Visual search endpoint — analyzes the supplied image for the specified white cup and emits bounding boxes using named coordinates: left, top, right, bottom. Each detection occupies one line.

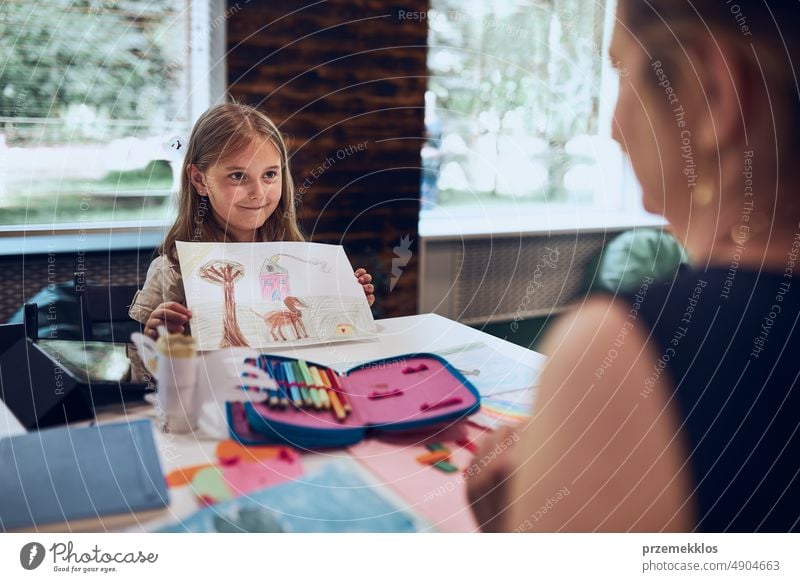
left=131, top=331, right=198, bottom=433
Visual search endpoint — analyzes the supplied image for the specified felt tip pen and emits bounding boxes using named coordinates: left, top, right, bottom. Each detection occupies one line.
left=318, top=387, right=331, bottom=409
left=299, top=386, right=313, bottom=407
left=270, top=360, right=289, bottom=407
left=309, top=366, right=325, bottom=388
left=324, top=368, right=351, bottom=412
left=318, top=368, right=332, bottom=388
left=289, top=385, right=303, bottom=408
left=328, top=389, right=347, bottom=422
left=291, top=361, right=307, bottom=386
left=297, top=360, right=314, bottom=386
left=309, top=387, right=323, bottom=409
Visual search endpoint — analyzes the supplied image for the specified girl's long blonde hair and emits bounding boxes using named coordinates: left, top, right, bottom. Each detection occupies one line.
left=160, top=102, right=304, bottom=263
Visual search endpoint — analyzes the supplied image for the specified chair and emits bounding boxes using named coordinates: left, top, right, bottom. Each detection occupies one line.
left=73, top=272, right=141, bottom=342
left=583, top=228, right=689, bottom=294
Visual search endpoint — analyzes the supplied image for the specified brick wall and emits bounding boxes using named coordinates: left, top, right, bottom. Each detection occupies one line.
left=1, top=2, right=428, bottom=321
left=226, top=0, right=428, bottom=317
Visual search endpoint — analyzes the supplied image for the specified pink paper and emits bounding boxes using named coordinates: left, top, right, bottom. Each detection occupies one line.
left=222, top=451, right=304, bottom=496
left=348, top=422, right=493, bottom=532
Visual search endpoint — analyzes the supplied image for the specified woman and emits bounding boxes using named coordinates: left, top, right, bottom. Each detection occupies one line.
left=468, top=0, right=800, bottom=532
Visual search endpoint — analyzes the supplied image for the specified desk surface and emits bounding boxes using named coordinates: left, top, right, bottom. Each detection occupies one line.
left=80, top=314, right=546, bottom=531
left=259, top=312, right=545, bottom=370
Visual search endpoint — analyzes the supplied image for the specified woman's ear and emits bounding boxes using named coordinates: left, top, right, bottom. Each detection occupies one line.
left=187, top=164, right=208, bottom=196
left=690, top=39, right=747, bottom=155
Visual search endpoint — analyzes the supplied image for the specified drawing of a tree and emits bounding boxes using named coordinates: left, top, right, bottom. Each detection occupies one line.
left=199, top=260, right=250, bottom=348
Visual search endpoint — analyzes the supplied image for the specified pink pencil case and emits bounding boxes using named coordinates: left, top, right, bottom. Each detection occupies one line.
left=226, top=353, right=480, bottom=449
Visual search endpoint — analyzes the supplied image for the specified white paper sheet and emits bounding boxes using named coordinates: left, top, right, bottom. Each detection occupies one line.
left=176, top=241, right=377, bottom=351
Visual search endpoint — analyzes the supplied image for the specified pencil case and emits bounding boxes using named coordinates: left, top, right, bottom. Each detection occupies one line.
left=226, top=353, right=480, bottom=449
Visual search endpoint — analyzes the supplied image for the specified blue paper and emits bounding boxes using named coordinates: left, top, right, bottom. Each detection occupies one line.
left=0, top=419, right=168, bottom=531
left=159, top=463, right=416, bottom=533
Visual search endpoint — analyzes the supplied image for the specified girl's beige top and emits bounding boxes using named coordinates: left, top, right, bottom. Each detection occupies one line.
left=127, top=255, right=188, bottom=383
left=128, top=255, right=186, bottom=324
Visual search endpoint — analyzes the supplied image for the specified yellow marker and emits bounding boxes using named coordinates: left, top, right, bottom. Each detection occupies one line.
left=318, top=387, right=331, bottom=409
left=309, top=366, right=325, bottom=388
left=328, top=390, right=346, bottom=421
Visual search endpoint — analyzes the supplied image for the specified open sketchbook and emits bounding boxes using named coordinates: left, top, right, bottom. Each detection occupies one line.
left=176, top=242, right=377, bottom=351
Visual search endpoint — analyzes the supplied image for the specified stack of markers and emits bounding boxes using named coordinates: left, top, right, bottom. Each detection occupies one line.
left=242, top=356, right=352, bottom=422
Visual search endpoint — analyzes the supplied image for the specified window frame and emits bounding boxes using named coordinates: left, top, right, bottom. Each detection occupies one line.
left=418, top=0, right=661, bottom=237
left=1, top=0, right=228, bottom=253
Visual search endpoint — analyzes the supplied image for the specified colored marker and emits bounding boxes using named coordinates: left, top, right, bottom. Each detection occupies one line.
left=326, top=369, right=352, bottom=413
left=318, top=368, right=332, bottom=388
left=309, top=387, right=323, bottom=409
left=291, top=361, right=307, bottom=386
left=309, top=366, right=325, bottom=388
left=318, top=387, right=331, bottom=409
left=297, top=360, right=314, bottom=386
left=289, top=386, right=303, bottom=408
left=328, top=389, right=346, bottom=422
left=271, top=360, right=289, bottom=407
left=299, top=386, right=313, bottom=407
left=282, top=363, right=303, bottom=407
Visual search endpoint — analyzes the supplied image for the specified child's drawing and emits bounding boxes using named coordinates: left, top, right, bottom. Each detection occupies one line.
left=252, top=297, right=309, bottom=341
left=199, top=259, right=250, bottom=349
left=176, top=241, right=377, bottom=351
left=259, top=257, right=290, bottom=302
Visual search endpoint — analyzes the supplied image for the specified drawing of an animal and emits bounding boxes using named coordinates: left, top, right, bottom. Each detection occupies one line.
left=252, top=296, right=309, bottom=341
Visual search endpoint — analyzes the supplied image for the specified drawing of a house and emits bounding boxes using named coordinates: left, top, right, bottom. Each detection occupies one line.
left=259, top=256, right=290, bottom=302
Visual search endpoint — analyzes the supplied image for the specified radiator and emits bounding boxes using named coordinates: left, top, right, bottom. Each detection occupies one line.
left=419, top=231, right=620, bottom=325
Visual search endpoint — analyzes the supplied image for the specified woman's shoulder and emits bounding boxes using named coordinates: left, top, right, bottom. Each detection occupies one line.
left=507, top=295, right=695, bottom=530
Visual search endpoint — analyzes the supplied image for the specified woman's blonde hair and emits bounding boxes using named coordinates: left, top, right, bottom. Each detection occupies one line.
left=621, top=0, right=800, bottom=153
left=160, top=102, right=304, bottom=263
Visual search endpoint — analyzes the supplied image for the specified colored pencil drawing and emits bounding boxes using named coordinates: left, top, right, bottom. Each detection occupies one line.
left=251, top=297, right=309, bottom=341
left=176, top=241, right=377, bottom=350
left=199, top=259, right=250, bottom=349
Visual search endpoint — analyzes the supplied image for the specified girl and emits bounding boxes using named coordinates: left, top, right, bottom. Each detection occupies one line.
left=129, top=102, right=375, bottom=340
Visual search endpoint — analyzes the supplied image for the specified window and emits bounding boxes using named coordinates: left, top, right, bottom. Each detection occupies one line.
left=0, top=0, right=223, bottom=233
left=422, top=0, right=646, bottom=225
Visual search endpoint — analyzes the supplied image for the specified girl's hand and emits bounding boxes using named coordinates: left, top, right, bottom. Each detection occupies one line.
left=144, top=302, right=192, bottom=339
left=354, top=268, right=375, bottom=306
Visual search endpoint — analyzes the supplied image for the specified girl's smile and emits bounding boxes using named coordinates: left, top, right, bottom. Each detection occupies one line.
left=189, top=137, right=283, bottom=242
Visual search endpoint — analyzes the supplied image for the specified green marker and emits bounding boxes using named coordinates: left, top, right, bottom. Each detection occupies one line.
left=297, top=360, right=315, bottom=385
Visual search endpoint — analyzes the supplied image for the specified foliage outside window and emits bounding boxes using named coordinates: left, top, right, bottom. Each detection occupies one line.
left=0, top=0, right=189, bottom=228
left=423, top=0, right=628, bottom=214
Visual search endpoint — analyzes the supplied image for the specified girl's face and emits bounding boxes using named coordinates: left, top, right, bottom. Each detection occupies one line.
left=190, top=137, right=283, bottom=242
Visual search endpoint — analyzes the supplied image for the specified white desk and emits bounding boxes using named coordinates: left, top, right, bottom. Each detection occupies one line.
left=100, top=314, right=546, bottom=531
left=265, top=312, right=544, bottom=366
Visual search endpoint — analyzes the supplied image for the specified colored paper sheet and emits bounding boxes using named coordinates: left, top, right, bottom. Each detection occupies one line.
left=348, top=422, right=491, bottom=532
left=469, top=388, right=535, bottom=429
left=215, top=439, right=288, bottom=464
left=159, top=462, right=416, bottom=533
left=222, top=456, right=303, bottom=496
